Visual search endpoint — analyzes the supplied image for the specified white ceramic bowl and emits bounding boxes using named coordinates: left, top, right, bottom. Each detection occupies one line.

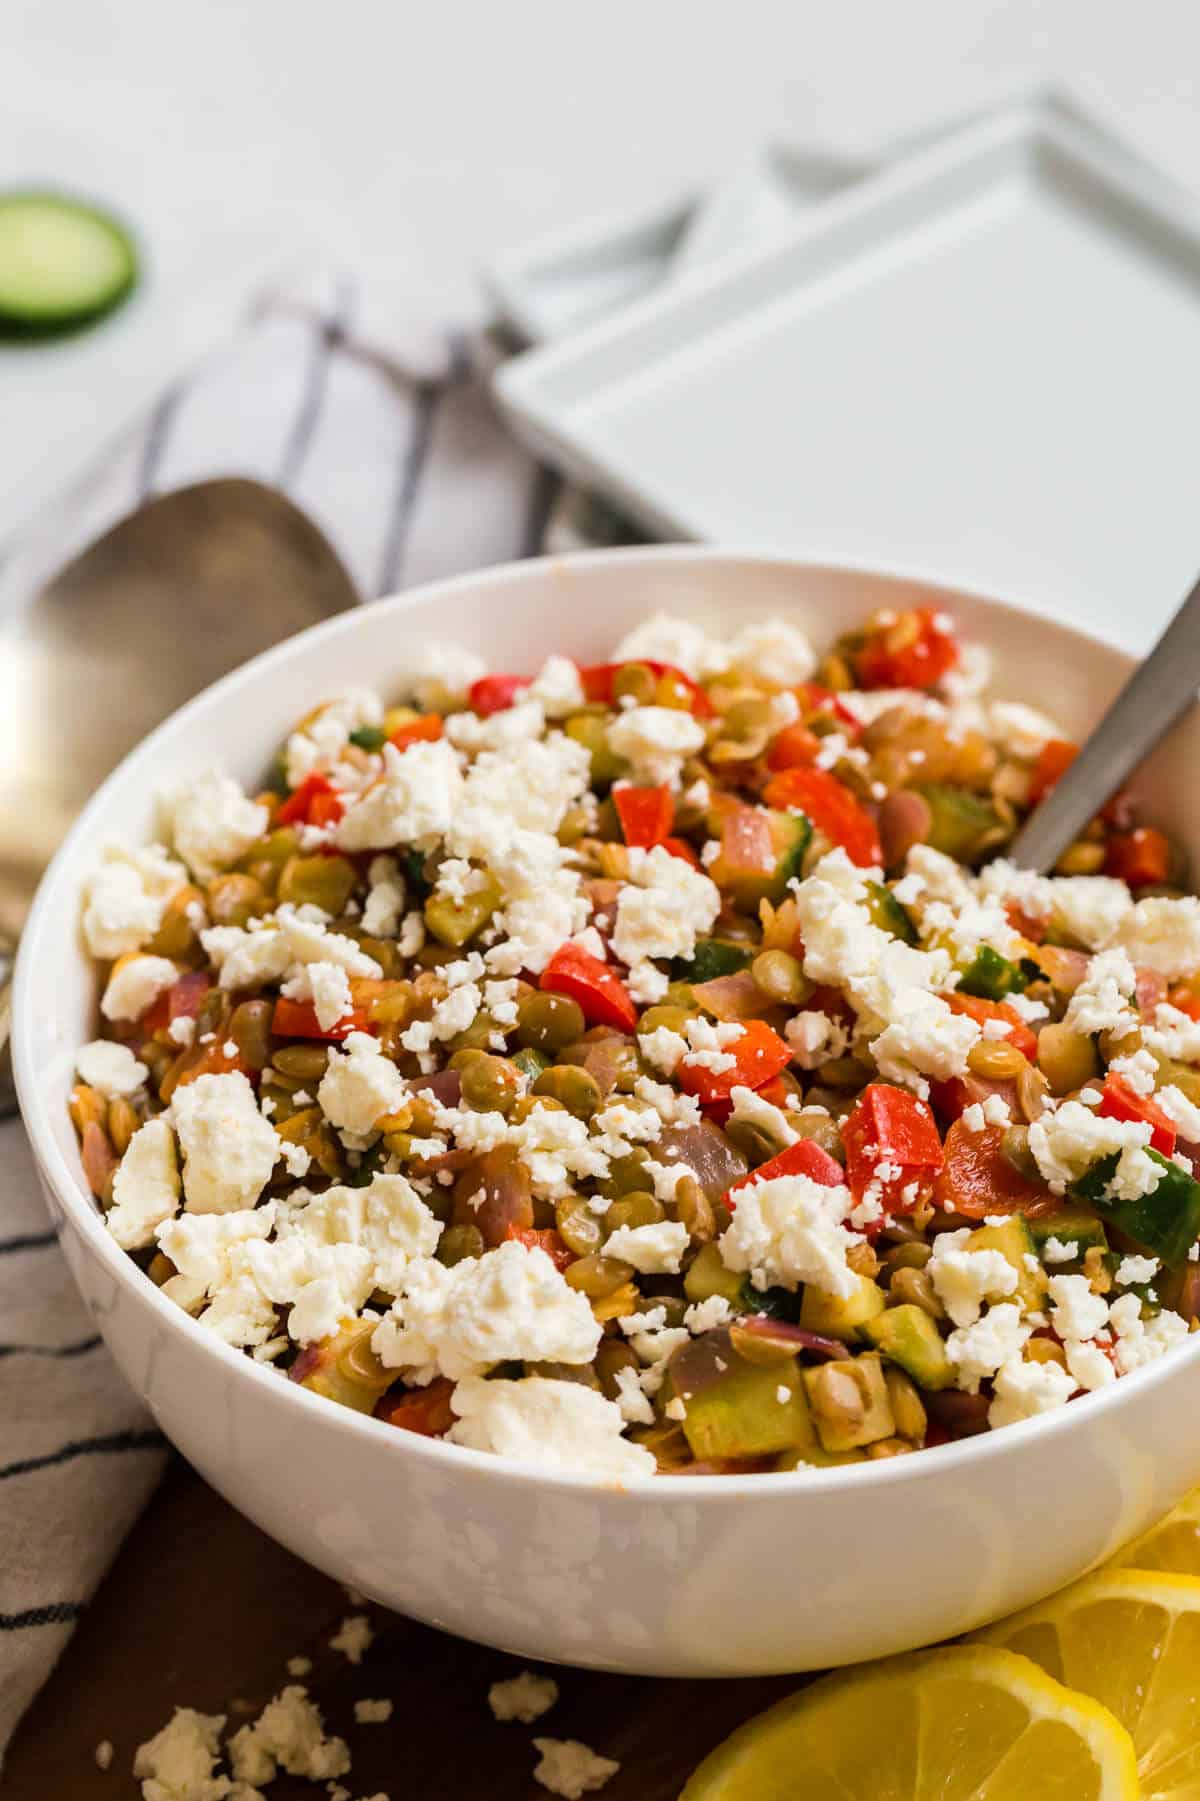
left=15, top=548, right=1200, bottom=1679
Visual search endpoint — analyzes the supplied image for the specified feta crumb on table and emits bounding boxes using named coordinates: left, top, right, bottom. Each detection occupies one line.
left=533, top=1736, right=621, bottom=1799
left=329, top=1614, right=374, bottom=1665
left=488, top=1670, right=560, bottom=1723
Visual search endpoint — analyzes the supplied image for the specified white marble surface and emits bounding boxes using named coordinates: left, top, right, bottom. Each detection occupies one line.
left=5, top=0, right=1200, bottom=557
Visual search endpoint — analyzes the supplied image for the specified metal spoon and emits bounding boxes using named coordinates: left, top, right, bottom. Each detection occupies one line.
left=1009, top=576, right=1200, bottom=874
left=0, top=478, right=359, bottom=1115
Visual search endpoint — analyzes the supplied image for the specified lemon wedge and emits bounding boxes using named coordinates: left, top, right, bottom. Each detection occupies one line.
left=1108, top=1487, right=1200, bottom=1577
left=679, top=1644, right=1138, bottom=1800
left=976, top=1567, right=1200, bottom=1798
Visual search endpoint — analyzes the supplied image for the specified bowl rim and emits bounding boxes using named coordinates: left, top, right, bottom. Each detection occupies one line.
left=14, top=540, right=1200, bottom=1502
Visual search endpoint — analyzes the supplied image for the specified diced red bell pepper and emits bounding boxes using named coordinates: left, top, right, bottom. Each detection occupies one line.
left=762, top=767, right=882, bottom=869
left=1003, top=899, right=1048, bottom=944
left=1098, top=1075, right=1177, bottom=1157
left=140, top=968, right=212, bottom=1038
left=540, top=943, right=638, bottom=1033
left=613, top=783, right=675, bottom=849
left=468, top=673, right=528, bottom=716
left=389, top=713, right=444, bottom=751
left=854, top=607, right=959, bottom=690
left=271, top=997, right=368, bottom=1041
left=662, top=836, right=703, bottom=870
left=277, top=772, right=345, bottom=827
left=505, top=1226, right=575, bottom=1272
left=579, top=660, right=714, bottom=718
left=375, top=1376, right=456, bottom=1437
left=794, top=683, right=862, bottom=733
left=676, top=1019, right=792, bottom=1109
left=1028, top=738, right=1078, bottom=805
left=172, top=1040, right=252, bottom=1088
left=934, top=1120, right=1059, bottom=1220
left=1104, top=827, right=1171, bottom=888
left=841, top=1083, right=944, bottom=1216
left=766, top=722, right=822, bottom=772
left=945, top=992, right=1037, bottom=1062
left=930, top=1071, right=1021, bottom=1125
left=1168, top=984, right=1200, bottom=1023
left=729, top=1136, right=845, bottom=1195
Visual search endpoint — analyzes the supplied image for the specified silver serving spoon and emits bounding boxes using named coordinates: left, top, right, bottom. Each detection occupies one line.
left=0, top=478, right=359, bottom=1115
left=1009, top=576, right=1200, bottom=873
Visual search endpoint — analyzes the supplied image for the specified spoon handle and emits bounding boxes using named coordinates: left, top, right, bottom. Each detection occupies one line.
left=1009, top=575, right=1200, bottom=874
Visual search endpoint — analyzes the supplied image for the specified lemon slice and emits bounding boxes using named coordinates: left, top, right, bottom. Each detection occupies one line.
left=976, top=1568, right=1200, bottom=1798
left=679, top=1645, right=1137, bottom=1800
left=1108, top=1487, right=1200, bottom=1576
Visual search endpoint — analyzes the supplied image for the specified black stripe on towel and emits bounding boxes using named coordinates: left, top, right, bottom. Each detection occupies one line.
left=0, top=1428, right=166, bottom=1482
left=0, top=1230, right=56, bottom=1255
left=0, top=1336, right=101, bottom=1360
left=278, top=275, right=355, bottom=489
left=0, top=1602, right=83, bottom=1631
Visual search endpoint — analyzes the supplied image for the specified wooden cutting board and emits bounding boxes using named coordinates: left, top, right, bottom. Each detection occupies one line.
left=4, top=1459, right=804, bottom=1798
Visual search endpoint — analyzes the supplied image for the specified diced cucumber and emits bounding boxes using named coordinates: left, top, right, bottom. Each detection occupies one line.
left=803, top=1353, right=896, bottom=1452
left=914, top=784, right=1005, bottom=863
left=865, top=881, right=917, bottom=945
left=0, top=191, right=139, bottom=333
left=712, top=810, right=811, bottom=911
left=674, top=1343, right=817, bottom=1460
left=777, top=1443, right=867, bottom=1469
left=1072, top=1150, right=1200, bottom=1268
left=673, top=938, right=754, bottom=984
left=957, top=944, right=1028, bottom=1002
left=348, top=725, right=387, bottom=752
left=862, top=1305, right=953, bottom=1391
left=511, top=1047, right=551, bottom=1082
left=965, top=1216, right=1046, bottom=1311
left=1026, top=1208, right=1109, bottom=1260
left=683, top=1242, right=746, bottom=1310
left=799, top=1273, right=887, bottom=1342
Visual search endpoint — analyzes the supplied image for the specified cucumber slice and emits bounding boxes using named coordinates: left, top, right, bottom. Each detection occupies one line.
left=0, top=191, right=138, bottom=332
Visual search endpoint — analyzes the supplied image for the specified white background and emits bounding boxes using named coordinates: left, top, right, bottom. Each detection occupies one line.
left=5, top=0, right=1200, bottom=557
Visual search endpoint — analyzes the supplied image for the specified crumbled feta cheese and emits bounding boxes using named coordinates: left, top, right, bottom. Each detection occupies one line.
left=612, top=844, right=720, bottom=968
left=1065, top=1337, right=1116, bottom=1392
left=393, top=640, right=485, bottom=709
left=337, top=737, right=464, bottom=853
left=612, top=1362, right=656, bottom=1425
left=1047, top=1272, right=1111, bottom=1342
left=727, top=1083, right=799, bottom=1148
left=638, top=1025, right=689, bottom=1077
left=284, top=688, right=383, bottom=788
left=1041, top=1236, right=1077, bottom=1264
left=784, top=1010, right=849, bottom=1070
left=1156, top=1083, right=1200, bottom=1143
left=1028, top=1099, right=1161, bottom=1201
left=169, top=770, right=268, bottom=883
left=280, top=959, right=354, bottom=1033
left=1115, top=1253, right=1161, bottom=1287
left=728, top=617, right=815, bottom=685
left=532, top=1736, right=620, bottom=1799
left=1114, top=895, right=1200, bottom=980
left=228, top=1684, right=350, bottom=1783
left=1108, top=1291, right=1190, bottom=1373
left=987, top=1354, right=1075, bottom=1429
left=133, top=1706, right=228, bottom=1801
left=1064, top=947, right=1138, bottom=1038
left=489, top=1671, right=559, bottom=1724
left=526, top=654, right=585, bottom=718
left=606, top=706, right=706, bottom=789
left=100, top=953, right=177, bottom=1023
left=449, top=1375, right=655, bottom=1482
left=317, top=1033, right=408, bottom=1137
left=987, top=701, right=1065, bottom=760
left=612, top=612, right=729, bottom=680
left=94, top=1739, right=114, bottom=1771
left=106, top=1118, right=180, bottom=1250
left=373, top=1241, right=601, bottom=1381
left=171, top=1072, right=281, bottom=1214
left=604, top=1219, right=689, bottom=1274
left=718, top=1171, right=857, bottom=1298
left=1051, top=876, right=1133, bottom=952
left=285, top=1655, right=312, bottom=1678
left=77, top=1038, right=147, bottom=1099
left=684, top=1294, right=733, bottom=1334
left=82, top=844, right=188, bottom=958
left=928, top=1231, right=1018, bottom=1328
left=156, top=1203, right=277, bottom=1313
left=279, top=1173, right=441, bottom=1295
left=329, top=1613, right=373, bottom=1664
left=362, top=853, right=405, bottom=937
left=945, top=1303, right=1030, bottom=1391
left=1110, top=1048, right=1159, bottom=1097
left=1145, top=1002, right=1200, bottom=1063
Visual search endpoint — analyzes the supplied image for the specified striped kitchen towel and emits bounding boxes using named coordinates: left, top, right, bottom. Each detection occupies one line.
left=0, top=266, right=639, bottom=1759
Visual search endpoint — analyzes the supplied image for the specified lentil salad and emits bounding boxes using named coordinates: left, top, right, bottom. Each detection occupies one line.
left=71, top=606, right=1200, bottom=1479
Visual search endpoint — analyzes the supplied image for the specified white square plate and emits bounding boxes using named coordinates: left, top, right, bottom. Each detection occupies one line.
left=495, top=103, right=1200, bottom=647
